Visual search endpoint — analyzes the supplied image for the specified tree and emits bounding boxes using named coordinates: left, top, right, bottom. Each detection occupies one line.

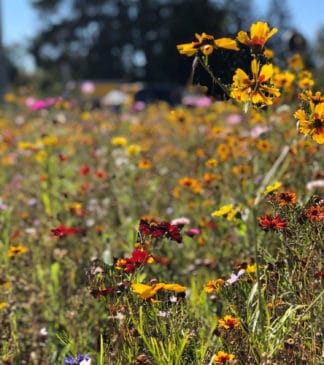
left=29, top=0, right=253, bottom=85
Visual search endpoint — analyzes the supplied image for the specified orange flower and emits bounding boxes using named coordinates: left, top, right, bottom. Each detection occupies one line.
left=8, top=245, right=28, bottom=258
left=218, top=315, right=240, bottom=329
left=277, top=192, right=296, bottom=206
left=237, top=21, right=278, bottom=51
left=204, top=279, right=225, bottom=293
left=213, top=350, right=235, bottom=363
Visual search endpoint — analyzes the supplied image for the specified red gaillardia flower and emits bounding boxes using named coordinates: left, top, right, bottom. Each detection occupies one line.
left=277, top=192, right=297, bottom=206
left=258, top=214, right=287, bottom=231
left=50, top=225, right=84, bottom=237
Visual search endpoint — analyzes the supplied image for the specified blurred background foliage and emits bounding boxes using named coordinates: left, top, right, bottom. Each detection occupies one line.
left=4, top=0, right=324, bottom=93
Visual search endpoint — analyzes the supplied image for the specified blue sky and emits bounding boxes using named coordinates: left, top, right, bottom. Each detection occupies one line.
left=2, top=0, right=324, bottom=72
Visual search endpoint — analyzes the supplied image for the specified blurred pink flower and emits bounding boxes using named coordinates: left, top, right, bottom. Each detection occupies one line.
left=26, top=96, right=62, bottom=111
left=185, top=228, right=200, bottom=237
left=80, top=81, right=95, bottom=95
left=226, top=113, right=242, bottom=125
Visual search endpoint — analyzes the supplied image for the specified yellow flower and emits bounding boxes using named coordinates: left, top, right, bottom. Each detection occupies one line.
left=256, top=139, right=271, bottom=153
left=213, top=350, right=235, bottom=363
left=8, top=245, right=28, bottom=258
left=131, top=282, right=186, bottom=300
left=204, top=279, right=225, bottom=293
left=35, top=150, right=47, bottom=163
left=4, top=93, right=15, bottom=103
left=264, top=48, right=274, bottom=59
left=218, top=315, right=240, bottom=329
left=246, top=263, right=257, bottom=273
left=288, top=53, right=304, bottom=71
left=272, top=70, right=295, bottom=93
left=212, top=204, right=240, bottom=221
left=217, top=143, right=231, bottom=161
left=177, top=32, right=239, bottom=57
left=264, top=181, right=281, bottom=195
left=231, top=59, right=280, bottom=107
left=126, top=144, right=141, bottom=156
left=298, top=70, right=314, bottom=89
left=138, top=159, right=152, bottom=169
left=237, top=21, right=278, bottom=50
left=111, top=136, right=127, bottom=146
left=42, top=136, right=58, bottom=146
left=0, top=302, right=8, bottom=311
left=294, top=102, right=324, bottom=144
left=205, top=158, right=218, bottom=167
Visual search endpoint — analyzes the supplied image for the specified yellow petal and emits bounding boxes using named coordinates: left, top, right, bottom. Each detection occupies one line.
left=214, top=37, right=239, bottom=51
left=259, top=63, right=274, bottom=82
left=162, top=283, right=187, bottom=292
left=237, top=30, right=249, bottom=45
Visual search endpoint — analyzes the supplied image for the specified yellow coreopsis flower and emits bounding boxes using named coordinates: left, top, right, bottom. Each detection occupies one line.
left=177, top=32, right=239, bottom=57
left=237, top=21, right=278, bottom=51
left=111, top=136, right=127, bottom=146
left=213, top=350, right=235, bottom=363
left=131, top=282, right=186, bottom=300
left=264, top=181, right=282, bottom=195
left=231, top=59, right=280, bottom=107
left=294, top=102, right=324, bottom=144
left=272, top=70, right=296, bottom=93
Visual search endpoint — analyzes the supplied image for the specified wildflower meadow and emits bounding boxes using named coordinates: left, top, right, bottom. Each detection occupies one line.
left=0, top=21, right=323, bottom=364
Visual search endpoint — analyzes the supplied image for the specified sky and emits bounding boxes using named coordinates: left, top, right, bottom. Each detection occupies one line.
left=2, top=0, right=324, bottom=73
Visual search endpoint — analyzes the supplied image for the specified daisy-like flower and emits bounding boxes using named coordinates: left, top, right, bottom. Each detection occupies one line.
left=258, top=214, right=287, bottom=231
left=277, top=192, right=297, bottom=206
left=272, top=70, right=295, bottom=93
left=213, top=350, right=235, bottom=363
left=237, top=21, right=278, bottom=52
left=177, top=32, right=239, bottom=57
left=131, top=282, right=186, bottom=300
left=230, top=59, right=281, bottom=107
left=299, top=90, right=324, bottom=104
left=306, top=206, right=323, bottom=221
left=218, top=315, right=240, bottom=329
left=294, top=101, right=324, bottom=144
left=8, top=245, right=28, bottom=258
left=211, top=204, right=240, bottom=221
left=264, top=181, right=282, bottom=195
left=204, top=279, right=225, bottom=293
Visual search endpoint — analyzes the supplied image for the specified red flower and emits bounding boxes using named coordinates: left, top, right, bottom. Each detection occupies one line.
left=306, top=206, right=323, bottom=221
left=258, top=214, right=287, bottom=231
left=277, top=192, right=296, bottom=206
left=90, top=287, right=117, bottom=298
left=95, top=169, right=107, bottom=179
left=79, top=165, right=91, bottom=176
left=116, top=249, right=152, bottom=273
left=50, top=225, right=83, bottom=237
left=138, top=219, right=182, bottom=243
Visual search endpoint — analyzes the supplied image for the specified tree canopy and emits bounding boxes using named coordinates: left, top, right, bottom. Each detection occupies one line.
left=29, top=0, right=258, bottom=84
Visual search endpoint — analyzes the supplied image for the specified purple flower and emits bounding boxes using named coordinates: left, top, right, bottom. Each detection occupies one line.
left=64, top=355, right=91, bottom=365
left=225, top=269, right=245, bottom=285
left=64, top=357, right=78, bottom=365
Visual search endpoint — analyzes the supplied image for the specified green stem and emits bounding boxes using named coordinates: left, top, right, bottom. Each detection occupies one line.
left=197, top=56, right=230, bottom=97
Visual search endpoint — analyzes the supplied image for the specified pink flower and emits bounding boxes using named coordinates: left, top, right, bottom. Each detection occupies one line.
left=185, top=228, right=200, bottom=237
left=80, top=81, right=95, bottom=95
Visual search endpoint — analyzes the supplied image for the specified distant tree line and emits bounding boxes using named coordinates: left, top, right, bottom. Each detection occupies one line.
left=19, top=0, right=323, bottom=91
left=28, top=0, right=255, bottom=85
